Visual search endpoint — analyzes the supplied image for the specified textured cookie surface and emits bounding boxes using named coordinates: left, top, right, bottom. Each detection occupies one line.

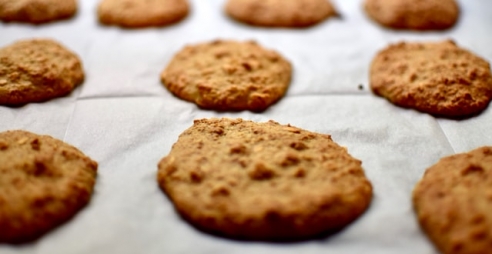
left=364, top=0, right=459, bottom=30
left=225, top=0, right=338, bottom=28
left=97, top=0, right=189, bottom=28
left=370, top=40, right=492, bottom=117
left=161, top=40, right=292, bottom=112
left=0, top=0, right=77, bottom=24
left=158, top=118, right=373, bottom=240
left=413, top=147, right=492, bottom=254
left=0, top=130, right=97, bottom=243
left=0, top=39, right=84, bottom=106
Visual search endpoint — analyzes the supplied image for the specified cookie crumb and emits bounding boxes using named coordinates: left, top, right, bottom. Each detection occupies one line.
left=249, top=163, right=275, bottom=180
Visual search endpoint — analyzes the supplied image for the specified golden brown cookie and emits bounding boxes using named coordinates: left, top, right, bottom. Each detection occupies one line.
left=363, top=0, right=460, bottom=30
left=369, top=40, right=492, bottom=117
left=0, top=0, right=77, bottom=24
left=413, top=147, right=492, bottom=254
left=0, top=130, right=98, bottom=243
left=157, top=118, right=373, bottom=240
left=225, top=0, right=338, bottom=28
left=97, top=0, right=189, bottom=28
left=0, top=39, right=84, bottom=106
left=161, top=40, right=292, bottom=112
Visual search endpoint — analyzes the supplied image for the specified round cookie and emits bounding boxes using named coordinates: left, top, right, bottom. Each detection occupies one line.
left=0, top=130, right=97, bottom=243
left=413, top=147, right=492, bottom=254
left=161, top=40, right=292, bottom=112
left=363, top=0, right=460, bottom=30
left=0, top=0, right=77, bottom=24
left=369, top=40, right=492, bottom=117
left=0, top=39, right=84, bottom=106
left=225, top=0, right=338, bottom=28
left=97, top=0, right=189, bottom=28
left=157, top=118, right=373, bottom=240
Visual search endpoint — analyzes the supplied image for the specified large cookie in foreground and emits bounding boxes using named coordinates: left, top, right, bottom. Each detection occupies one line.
left=157, top=118, right=373, bottom=240
left=225, top=0, right=338, bottom=28
left=0, top=0, right=77, bottom=24
left=364, top=0, right=459, bottom=31
left=370, top=40, right=492, bottom=117
left=161, top=40, right=292, bottom=112
left=413, top=147, right=492, bottom=254
left=97, top=0, right=189, bottom=28
left=0, top=130, right=97, bottom=243
left=0, top=39, right=84, bottom=106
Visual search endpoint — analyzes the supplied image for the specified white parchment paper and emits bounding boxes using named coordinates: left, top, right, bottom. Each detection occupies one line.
left=1, top=1, right=492, bottom=253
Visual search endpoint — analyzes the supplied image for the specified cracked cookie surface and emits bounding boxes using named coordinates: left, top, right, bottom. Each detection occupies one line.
left=161, top=40, right=292, bottom=112
left=0, top=130, right=97, bottom=243
left=370, top=40, right=492, bottom=117
left=157, top=118, right=372, bottom=240
left=0, top=39, right=84, bottom=106
left=413, top=146, right=492, bottom=254
left=225, top=0, right=338, bottom=28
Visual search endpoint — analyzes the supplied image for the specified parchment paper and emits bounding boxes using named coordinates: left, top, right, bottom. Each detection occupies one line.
left=1, top=1, right=492, bottom=254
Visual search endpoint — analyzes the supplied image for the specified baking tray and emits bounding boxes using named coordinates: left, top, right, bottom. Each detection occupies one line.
left=1, top=1, right=492, bottom=253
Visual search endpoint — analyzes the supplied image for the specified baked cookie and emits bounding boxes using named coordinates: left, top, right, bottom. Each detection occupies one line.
left=157, top=118, right=373, bottom=240
left=225, top=0, right=338, bottom=28
left=0, top=0, right=77, bottom=24
left=161, top=40, right=292, bottom=112
left=97, top=0, right=189, bottom=28
left=0, top=39, right=84, bottom=106
left=413, top=147, right=492, bottom=254
left=370, top=40, right=492, bottom=117
left=363, top=0, right=460, bottom=30
left=0, top=130, right=97, bottom=243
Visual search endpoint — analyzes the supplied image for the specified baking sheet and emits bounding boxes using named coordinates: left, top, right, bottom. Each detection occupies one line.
left=1, top=1, right=492, bottom=253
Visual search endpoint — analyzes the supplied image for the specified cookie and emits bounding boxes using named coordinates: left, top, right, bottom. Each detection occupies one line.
left=0, top=39, right=84, bottom=106
left=225, top=0, right=338, bottom=28
left=0, top=0, right=77, bottom=24
left=97, top=0, right=189, bottom=28
left=370, top=40, right=492, bottom=117
left=0, top=130, right=97, bottom=243
left=157, top=118, right=373, bottom=240
left=161, top=40, right=292, bottom=112
left=413, top=147, right=492, bottom=254
left=363, top=0, right=459, bottom=30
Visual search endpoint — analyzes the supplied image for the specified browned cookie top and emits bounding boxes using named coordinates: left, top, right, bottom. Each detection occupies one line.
left=225, top=0, right=338, bottom=28
left=364, top=0, right=459, bottom=30
left=0, top=130, right=97, bottom=243
left=161, top=40, right=292, bottom=112
left=158, top=118, right=373, bottom=240
left=370, top=40, right=492, bottom=117
left=97, top=0, right=189, bottom=28
left=0, top=39, right=84, bottom=106
left=0, top=0, right=77, bottom=24
left=413, top=147, right=492, bottom=254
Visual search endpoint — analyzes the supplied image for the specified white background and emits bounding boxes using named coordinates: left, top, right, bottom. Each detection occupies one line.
left=1, top=1, right=491, bottom=253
